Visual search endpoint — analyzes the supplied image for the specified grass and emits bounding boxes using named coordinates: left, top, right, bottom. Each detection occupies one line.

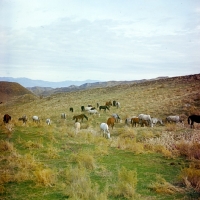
left=0, top=74, right=200, bottom=199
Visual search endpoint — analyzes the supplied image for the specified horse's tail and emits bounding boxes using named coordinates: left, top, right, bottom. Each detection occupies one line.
left=188, top=116, right=191, bottom=125
left=84, top=114, right=88, bottom=120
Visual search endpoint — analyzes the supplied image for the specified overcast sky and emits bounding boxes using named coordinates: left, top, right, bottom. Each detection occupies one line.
left=0, top=0, right=199, bottom=82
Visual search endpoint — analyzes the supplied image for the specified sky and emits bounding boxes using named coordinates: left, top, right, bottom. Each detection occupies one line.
left=0, top=0, right=200, bottom=82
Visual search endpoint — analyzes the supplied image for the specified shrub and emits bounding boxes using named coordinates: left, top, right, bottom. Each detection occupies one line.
left=64, top=166, right=108, bottom=199
left=179, top=164, right=200, bottom=192
left=70, top=151, right=96, bottom=170
left=34, top=168, right=56, bottom=187
left=149, top=174, right=184, bottom=194
left=0, top=140, right=14, bottom=151
left=110, top=166, right=137, bottom=199
left=176, top=142, right=200, bottom=160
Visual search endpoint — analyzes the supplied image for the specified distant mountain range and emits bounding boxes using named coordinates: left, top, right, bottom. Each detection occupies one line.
left=0, top=76, right=169, bottom=96
left=0, top=77, right=99, bottom=88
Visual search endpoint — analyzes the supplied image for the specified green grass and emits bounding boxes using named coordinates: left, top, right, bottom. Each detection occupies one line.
left=1, top=75, right=200, bottom=199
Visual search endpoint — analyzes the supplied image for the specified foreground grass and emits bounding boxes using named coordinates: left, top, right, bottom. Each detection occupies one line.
left=1, top=75, right=200, bottom=199
left=0, top=125, right=197, bottom=200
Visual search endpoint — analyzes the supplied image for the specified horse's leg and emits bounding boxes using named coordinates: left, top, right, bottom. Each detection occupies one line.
left=191, top=120, right=194, bottom=128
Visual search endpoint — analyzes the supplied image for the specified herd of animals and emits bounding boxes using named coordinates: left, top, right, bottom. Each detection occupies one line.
left=2, top=100, right=200, bottom=139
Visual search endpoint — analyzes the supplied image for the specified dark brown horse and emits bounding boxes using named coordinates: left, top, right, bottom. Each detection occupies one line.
left=3, top=114, right=11, bottom=124
left=107, top=117, right=115, bottom=129
left=188, top=115, right=200, bottom=128
left=99, top=106, right=110, bottom=112
left=73, top=114, right=88, bottom=122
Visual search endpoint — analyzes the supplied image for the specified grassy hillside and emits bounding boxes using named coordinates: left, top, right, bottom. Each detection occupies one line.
left=0, top=74, right=200, bottom=200
left=0, top=81, right=36, bottom=102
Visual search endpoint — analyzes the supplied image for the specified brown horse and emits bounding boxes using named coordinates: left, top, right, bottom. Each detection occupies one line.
left=107, top=117, right=115, bottom=129
left=131, top=117, right=139, bottom=127
left=73, top=114, right=88, bottom=122
left=105, top=101, right=112, bottom=107
left=131, top=117, right=149, bottom=127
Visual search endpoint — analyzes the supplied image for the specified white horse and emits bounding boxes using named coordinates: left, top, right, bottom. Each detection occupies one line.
left=46, top=119, right=51, bottom=125
left=166, top=116, right=183, bottom=123
left=61, top=113, right=66, bottom=119
left=84, top=106, right=93, bottom=111
left=151, top=118, right=163, bottom=126
left=74, top=122, right=81, bottom=134
left=112, top=113, right=120, bottom=123
left=100, top=123, right=110, bottom=139
left=138, top=114, right=153, bottom=127
left=88, top=109, right=100, bottom=115
left=32, top=116, right=40, bottom=123
left=116, top=102, right=120, bottom=108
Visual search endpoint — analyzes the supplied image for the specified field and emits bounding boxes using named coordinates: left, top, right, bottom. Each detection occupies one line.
left=0, top=74, right=200, bottom=200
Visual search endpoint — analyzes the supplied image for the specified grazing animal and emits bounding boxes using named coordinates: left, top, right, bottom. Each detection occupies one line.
left=73, top=114, right=88, bottom=122
left=131, top=117, right=148, bottom=127
left=100, top=123, right=110, bottom=139
left=97, top=103, right=99, bottom=108
left=81, top=106, right=85, bottom=111
left=99, top=106, right=110, bottom=112
left=105, top=101, right=112, bottom=107
left=88, top=109, right=99, bottom=115
left=32, top=116, right=40, bottom=123
left=166, top=115, right=182, bottom=123
left=141, top=120, right=149, bottom=127
left=18, top=115, right=28, bottom=124
left=3, top=114, right=11, bottom=124
left=131, top=117, right=140, bottom=127
left=88, top=104, right=92, bottom=107
left=70, top=107, right=73, bottom=112
left=107, top=117, right=115, bottom=129
left=113, top=100, right=116, bottom=106
left=74, top=122, right=81, bottom=134
left=112, top=113, right=120, bottom=123
left=138, top=114, right=153, bottom=127
left=61, top=113, right=67, bottom=119
left=188, top=115, right=200, bottom=128
left=84, top=106, right=95, bottom=111
left=46, top=119, right=51, bottom=125
left=116, top=101, right=120, bottom=109
left=125, top=116, right=136, bottom=126
left=151, top=118, right=163, bottom=126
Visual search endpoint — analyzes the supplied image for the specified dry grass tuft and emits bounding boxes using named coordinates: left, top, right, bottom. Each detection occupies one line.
left=34, top=168, right=57, bottom=187
left=45, top=145, right=60, bottom=159
left=24, top=139, right=44, bottom=149
left=70, top=151, right=96, bottom=170
left=179, top=163, right=200, bottom=192
left=149, top=175, right=184, bottom=194
left=176, top=141, right=200, bottom=160
left=0, top=184, right=5, bottom=194
left=110, top=166, right=138, bottom=199
left=64, top=166, right=108, bottom=199
left=0, top=140, right=14, bottom=151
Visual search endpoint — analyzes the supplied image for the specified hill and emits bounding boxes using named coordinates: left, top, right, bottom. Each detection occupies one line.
left=27, top=77, right=169, bottom=96
left=0, top=81, right=36, bottom=102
